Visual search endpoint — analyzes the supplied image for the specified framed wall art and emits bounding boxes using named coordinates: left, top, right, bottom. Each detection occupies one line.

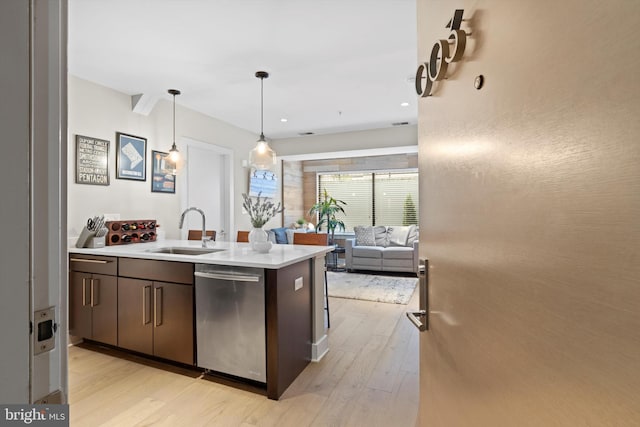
left=75, top=134, right=109, bottom=185
left=116, top=132, right=146, bottom=181
left=151, top=150, right=176, bottom=193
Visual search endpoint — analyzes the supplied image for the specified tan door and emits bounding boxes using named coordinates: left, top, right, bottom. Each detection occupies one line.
left=415, top=1, right=640, bottom=425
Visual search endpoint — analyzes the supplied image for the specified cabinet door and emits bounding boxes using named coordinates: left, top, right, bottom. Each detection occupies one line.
left=118, top=277, right=153, bottom=356
left=90, top=274, right=117, bottom=346
left=152, top=281, right=194, bottom=365
left=69, top=271, right=92, bottom=338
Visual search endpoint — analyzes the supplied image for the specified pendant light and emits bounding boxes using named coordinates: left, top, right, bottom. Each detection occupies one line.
left=168, top=89, right=181, bottom=165
left=249, top=71, right=276, bottom=170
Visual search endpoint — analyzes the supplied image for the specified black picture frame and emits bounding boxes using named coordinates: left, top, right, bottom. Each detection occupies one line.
left=116, top=132, right=147, bottom=181
left=151, top=150, right=176, bottom=193
left=75, top=134, right=109, bottom=186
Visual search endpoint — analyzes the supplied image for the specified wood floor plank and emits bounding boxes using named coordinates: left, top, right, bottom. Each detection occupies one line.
left=98, top=397, right=166, bottom=427
left=366, top=305, right=416, bottom=393
left=304, top=349, right=358, bottom=397
left=308, top=334, right=390, bottom=426
left=69, top=294, right=419, bottom=427
left=240, top=391, right=326, bottom=427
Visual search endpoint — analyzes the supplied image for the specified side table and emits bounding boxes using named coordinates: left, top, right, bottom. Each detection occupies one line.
left=327, top=246, right=346, bottom=272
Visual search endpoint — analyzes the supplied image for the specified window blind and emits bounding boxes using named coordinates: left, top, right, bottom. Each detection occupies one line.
left=374, top=172, right=419, bottom=226
left=318, top=173, right=372, bottom=232
left=317, top=170, right=418, bottom=231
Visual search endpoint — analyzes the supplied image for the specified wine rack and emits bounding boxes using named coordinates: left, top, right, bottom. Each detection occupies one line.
left=106, top=219, right=157, bottom=246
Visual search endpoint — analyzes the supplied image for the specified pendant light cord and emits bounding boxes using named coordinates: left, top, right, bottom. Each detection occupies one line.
left=254, top=71, right=269, bottom=142
left=260, top=76, right=264, bottom=138
left=173, top=93, right=176, bottom=144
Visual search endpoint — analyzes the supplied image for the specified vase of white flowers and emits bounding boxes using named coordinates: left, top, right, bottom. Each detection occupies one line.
left=242, top=192, right=283, bottom=253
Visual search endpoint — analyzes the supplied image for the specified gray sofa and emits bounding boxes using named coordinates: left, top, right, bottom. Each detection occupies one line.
left=345, top=225, right=419, bottom=274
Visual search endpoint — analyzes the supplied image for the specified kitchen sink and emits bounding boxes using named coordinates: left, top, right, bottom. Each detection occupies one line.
left=146, top=247, right=224, bottom=256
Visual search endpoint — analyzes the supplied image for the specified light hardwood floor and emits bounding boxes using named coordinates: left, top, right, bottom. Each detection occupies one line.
left=68, top=291, right=419, bottom=427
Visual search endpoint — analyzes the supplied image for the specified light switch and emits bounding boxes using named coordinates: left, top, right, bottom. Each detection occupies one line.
left=294, top=277, right=303, bottom=291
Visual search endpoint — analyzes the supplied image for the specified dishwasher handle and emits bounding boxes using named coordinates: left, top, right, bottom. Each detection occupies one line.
left=195, top=271, right=260, bottom=282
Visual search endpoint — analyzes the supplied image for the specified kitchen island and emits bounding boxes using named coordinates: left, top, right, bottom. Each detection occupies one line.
left=68, top=239, right=333, bottom=400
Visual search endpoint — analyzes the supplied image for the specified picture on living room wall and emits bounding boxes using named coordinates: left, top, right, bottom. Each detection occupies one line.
left=151, top=150, right=176, bottom=193
left=116, top=132, right=146, bottom=181
left=249, top=168, right=278, bottom=198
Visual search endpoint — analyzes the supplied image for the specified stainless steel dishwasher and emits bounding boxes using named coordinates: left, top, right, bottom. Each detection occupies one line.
left=195, top=264, right=266, bottom=382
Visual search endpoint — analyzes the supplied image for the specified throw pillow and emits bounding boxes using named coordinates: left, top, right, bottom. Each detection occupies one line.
left=373, top=225, right=388, bottom=247
left=354, top=226, right=376, bottom=246
left=387, top=226, right=411, bottom=247
left=406, top=225, right=419, bottom=246
left=270, top=227, right=288, bottom=244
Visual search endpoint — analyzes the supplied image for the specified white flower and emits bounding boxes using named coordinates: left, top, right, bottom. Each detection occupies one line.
left=242, top=192, right=283, bottom=228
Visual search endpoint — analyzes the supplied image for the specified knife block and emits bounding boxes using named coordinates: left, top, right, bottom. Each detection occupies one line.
left=75, top=225, right=96, bottom=248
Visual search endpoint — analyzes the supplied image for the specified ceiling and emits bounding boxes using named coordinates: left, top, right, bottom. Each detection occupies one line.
left=68, top=0, right=418, bottom=139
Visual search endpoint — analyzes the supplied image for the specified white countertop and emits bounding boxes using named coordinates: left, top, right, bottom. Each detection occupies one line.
left=68, top=239, right=334, bottom=269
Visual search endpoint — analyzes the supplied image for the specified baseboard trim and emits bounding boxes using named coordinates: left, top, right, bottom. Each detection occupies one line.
left=311, top=334, right=329, bottom=362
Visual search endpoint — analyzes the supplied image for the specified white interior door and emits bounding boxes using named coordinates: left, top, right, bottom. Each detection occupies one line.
left=181, top=139, right=233, bottom=241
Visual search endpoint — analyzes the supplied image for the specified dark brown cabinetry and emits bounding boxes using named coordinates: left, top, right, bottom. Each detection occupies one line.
left=117, top=258, right=194, bottom=365
left=69, top=255, right=118, bottom=346
left=265, top=260, right=312, bottom=399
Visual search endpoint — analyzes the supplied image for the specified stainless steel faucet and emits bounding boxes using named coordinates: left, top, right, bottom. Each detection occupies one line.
left=178, top=207, right=210, bottom=247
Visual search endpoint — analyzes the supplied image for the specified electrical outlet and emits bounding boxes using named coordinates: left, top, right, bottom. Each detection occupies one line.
left=294, top=277, right=303, bottom=291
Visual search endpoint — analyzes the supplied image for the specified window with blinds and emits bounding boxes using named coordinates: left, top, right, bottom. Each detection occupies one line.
left=317, top=170, right=418, bottom=231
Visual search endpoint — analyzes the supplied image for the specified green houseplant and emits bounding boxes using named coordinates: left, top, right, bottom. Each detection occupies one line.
left=309, top=189, right=347, bottom=244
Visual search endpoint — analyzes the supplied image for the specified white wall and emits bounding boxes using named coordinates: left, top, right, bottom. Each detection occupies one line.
left=68, top=76, right=258, bottom=238
left=271, top=124, right=417, bottom=157
left=68, top=79, right=417, bottom=238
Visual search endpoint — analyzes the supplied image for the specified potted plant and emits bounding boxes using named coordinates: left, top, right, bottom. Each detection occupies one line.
left=241, top=192, right=283, bottom=252
left=309, top=189, right=347, bottom=244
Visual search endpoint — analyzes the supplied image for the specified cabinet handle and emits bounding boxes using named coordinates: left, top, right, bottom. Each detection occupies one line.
left=142, top=285, right=152, bottom=325
left=90, top=278, right=99, bottom=307
left=82, top=278, right=88, bottom=306
left=70, top=258, right=111, bottom=264
left=154, top=287, right=163, bottom=327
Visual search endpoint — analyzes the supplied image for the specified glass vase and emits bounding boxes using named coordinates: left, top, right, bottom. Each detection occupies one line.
left=249, top=226, right=272, bottom=253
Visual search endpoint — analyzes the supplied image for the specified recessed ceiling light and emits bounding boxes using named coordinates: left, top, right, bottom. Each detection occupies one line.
left=400, top=102, right=409, bottom=107
left=280, top=118, right=288, bottom=122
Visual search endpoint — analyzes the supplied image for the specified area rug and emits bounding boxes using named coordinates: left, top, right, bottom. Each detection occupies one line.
left=326, top=271, right=417, bottom=305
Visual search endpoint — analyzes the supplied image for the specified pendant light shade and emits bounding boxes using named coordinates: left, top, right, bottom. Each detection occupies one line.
left=168, top=89, right=181, bottom=166
left=249, top=71, right=276, bottom=170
